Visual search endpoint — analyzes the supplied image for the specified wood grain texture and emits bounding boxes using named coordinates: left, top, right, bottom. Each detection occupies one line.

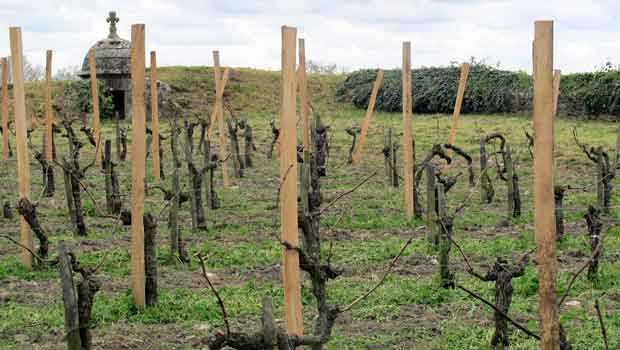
left=402, top=42, right=414, bottom=219
left=150, top=51, right=161, bottom=182
left=280, top=25, right=303, bottom=336
left=213, top=51, right=231, bottom=187
left=130, top=23, right=146, bottom=311
left=45, top=50, right=53, bottom=162
left=352, top=69, right=384, bottom=166
left=88, top=50, right=102, bottom=167
left=1, top=58, right=9, bottom=159
left=533, top=20, right=560, bottom=350
left=446, top=62, right=471, bottom=156
left=10, top=27, right=33, bottom=269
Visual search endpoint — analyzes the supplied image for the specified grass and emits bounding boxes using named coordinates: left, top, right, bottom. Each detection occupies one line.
left=1, top=67, right=619, bottom=349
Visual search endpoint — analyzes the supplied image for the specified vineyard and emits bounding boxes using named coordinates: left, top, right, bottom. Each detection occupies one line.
left=0, top=22, right=619, bottom=350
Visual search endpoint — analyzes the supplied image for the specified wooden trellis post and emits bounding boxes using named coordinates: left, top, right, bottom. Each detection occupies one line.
left=10, top=27, right=33, bottom=269
left=280, top=25, right=303, bottom=336
left=352, top=69, right=384, bottom=166
left=402, top=42, right=415, bottom=219
left=213, top=51, right=231, bottom=187
left=130, top=23, right=147, bottom=311
left=208, top=68, right=229, bottom=137
left=533, top=20, right=560, bottom=350
left=44, top=50, right=53, bottom=162
left=446, top=62, right=471, bottom=156
left=150, top=51, right=161, bottom=182
left=88, top=50, right=102, bottom=167
left=298, top=38, right=310, bottom=152
left=1, top=57, right=9, bottom=159
left=552, top=69, right=561, bottom=117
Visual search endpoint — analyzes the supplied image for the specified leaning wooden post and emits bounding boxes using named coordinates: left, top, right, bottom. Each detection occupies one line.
left=352, top=69, right=384, bottom=166
left=213, top=51, right=231, bottom=187
left=44, top=50, right=53, bottom=162
left=402, top=42, right=415, bottom=219
left=88, top=50, right=102, bottom=167
left=446, top=63, right=471, bottom=156
left=280, top=25, right=303, bottom=336
left=10, top=27, right=33, bottom=269
left=130, top=23, right=147, bottom=311
left=533, top=20, right=560, bottom=350
left=1, top=57, right=9, bottom=159
left=552, top=69, right=561, bottom=117
left=150, top=51, right=161, bottom=182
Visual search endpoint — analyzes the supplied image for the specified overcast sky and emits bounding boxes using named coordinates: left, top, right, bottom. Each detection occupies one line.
left=0, top=0, right=618, bottom=74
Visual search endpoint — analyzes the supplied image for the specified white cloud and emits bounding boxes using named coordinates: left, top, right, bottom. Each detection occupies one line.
left=0, top=0, right=618, bottom=74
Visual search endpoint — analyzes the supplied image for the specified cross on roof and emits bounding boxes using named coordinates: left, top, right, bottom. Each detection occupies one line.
left=107, top=11, right=120, bottom=40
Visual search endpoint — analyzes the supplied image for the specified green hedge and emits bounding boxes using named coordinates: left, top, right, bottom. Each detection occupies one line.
left=336, top=63, right=620, bottom=118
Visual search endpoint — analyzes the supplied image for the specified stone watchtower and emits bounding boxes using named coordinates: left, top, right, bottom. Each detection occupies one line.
left=78, top=11, right=131, bottom=119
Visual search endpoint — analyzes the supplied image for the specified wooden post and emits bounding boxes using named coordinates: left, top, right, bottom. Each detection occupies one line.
left=1, top=57, right=9, bottom=159
left=298, top=38, right=311, bottom=152
left=130, top=23, right=146, bottom=311
left=88, top=51, right=102, bottom=167
left=352, top=70, right=384, bottom=166
left=58, top=241, right=82, bottom=350
left=150, top=51, right=161, bottom=182
left=280, top=25, right=303, bottom=336
left=552, top=69, right=561, bottom=117
left=207, top=68, right=229, bottom=137
left=446, top=63, right=471, bottom=156
left=10, top=27, right=33, bottom=269
left=213, top=51, right=231, bottom=187
left=44, top=50, right=53, bottom=162
left=533, top=20, right=560, bottom=350
left=402, top=42, right=415, bottom=219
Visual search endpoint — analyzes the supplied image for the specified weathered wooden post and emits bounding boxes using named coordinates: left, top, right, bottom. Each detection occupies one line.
left=213, top=51, right=231, bottom=187
left=533, top=20, right=560, bottom=350
left=208, top=67, right=229, bottom=136
left=58, top=241, right=81, bottom=350
left=10, top=27, right=33, bottom=269
left=402, top=42, right=415, bottom=219
left=280, top=25, right=303, bottom=336
left=298, top=38, right=311, bottom=213
left=446, top=63, right=471, bottom=157
left=1, top=57, right=9, bottom=159
left=150, top=51, right=161, bottom=182
left=44, top=50, right=54, bottom=163
left=352, top=69, right=384, bottom=166
left=130, top=23, right=146, bottom=311
left=505, top=144, right=521, bottom=218
left=88, top=50, right=102, bottom=167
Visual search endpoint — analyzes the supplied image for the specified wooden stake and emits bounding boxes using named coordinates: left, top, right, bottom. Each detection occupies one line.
left=44, top=50, right=53, bottom=162
left=213, top=51, right=231, bottom=187
left=352, top=69, right=384, bottom=166
left=207, top=67, right=229, bottom=136
left=552, top=69, right=561, bottom=117
left=533, top=20, right=560, bottom=350
left=446, top=63, right=471, bottom=156
left=298, top=38, right=310, bottom=152
left=150, top=51, right=161, bottom=182
left=1, top=57, right=9, bottom=159
left=88, top=50, right=102, bottom=167
left=10, top=27, right=33, bottom=269
left=130, top=23, right=146, bottom=311
left=402, top=42, right=415, bottom=219
left=280, top=25, right=303, bottom=336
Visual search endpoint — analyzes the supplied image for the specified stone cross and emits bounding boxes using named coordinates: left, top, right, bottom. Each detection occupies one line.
left=107, top=11, right=120, bottom=40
